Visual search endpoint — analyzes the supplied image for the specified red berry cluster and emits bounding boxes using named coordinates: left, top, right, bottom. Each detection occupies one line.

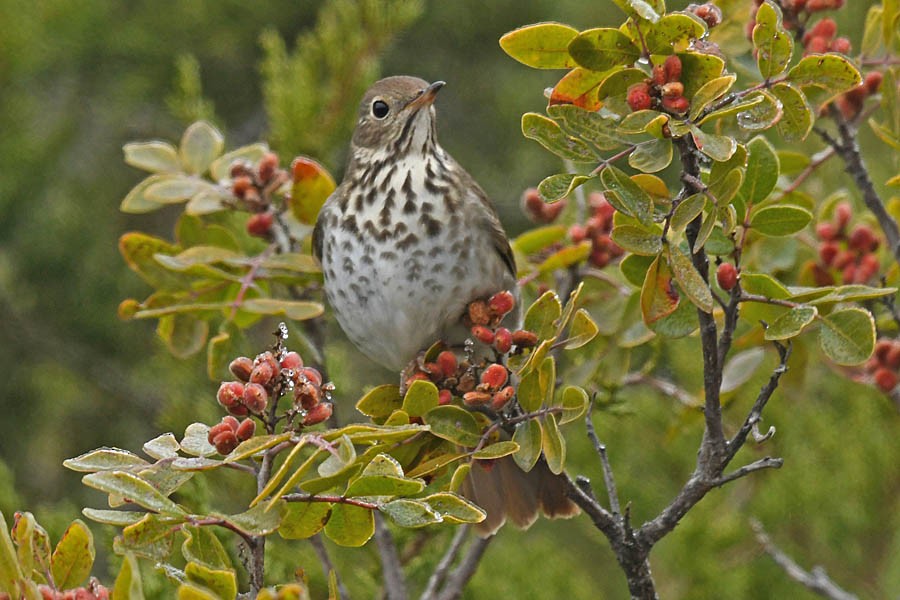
left=627, top=56, right=689, bottom=115
left=829, top=71, right=884, bottom=121
left=34, top=580, right=109, bottom=600
left=569, top=193, right=624, bottom=268
left=802, top=18, right=850, bottom=55
left=812, top=202, right=881, bottom=286
left=522, top=188, right=567, bottom=224
left=865, top=339, right=900, bottom=393
left=229, top=151, right=289, bottom=239
left=685, top=3, right=723, bottom=29
left=207, top=415, right=256, bottom=455
left=746, top=0, right=845, bottom=40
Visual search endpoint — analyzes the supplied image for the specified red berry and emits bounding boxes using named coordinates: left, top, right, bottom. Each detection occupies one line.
left=221, top=416, right=240, bottom=431
left=213, top=430, right=239, bottom=455
left=207, top=422, right=232, bottom=445
left=303, top=402, right=333, bottom=426
left=664, top=55, right=682, bottom=82
left=229, top=357, right=254, bottom=381
left=818, top=241, right=840, bottom=266
left=232, top=176, right=253, bottom=198
left=471, top=325, right=495, bottom=345
left=874, top=367, right=898, bottom=393
left=488, top=291, right=516, bottom=317
left=834, top=202, right=852, bottom=230
left=857, top=252, right=879, bottom=281
left=280, top=351, right=303, bottom=371
left=236, top=418, right=256, bottom=442
left=661, top=95, right=690, bottom=114
left=865, top=71, right=884, bottom=94
left=687, top=3, right=723, bottom=28
left=463, top=391, right=492, bottom=406
left=468, top=300, right=492, bottom=326
left=833, top=249, right=855, bottom=269
left=841, top=263, right=856, bottom=284
left=494, top=327, right=513, bottom=354
left=295, top=383, right=321, bottom=410
left=298, top=367, right=323, bottom=387
left=886, top=344, right=900, bottom=369
left=242, top=383, right=268, bottom=413
left=716, top=263, right=738, bottom=291
left=491, top=386, right=516, bottom=411
left=226, top=403, right=249, bottom=417
left=660, top=81, right=684, bottom=98
left=217, top=381, right=245, bottom=409
left=522, top=188, right=545, bottom=221
left=437, top=351, right=458, bottom=378
left=812, top=263, right=835, bottom=286
left=848, top=225, right=878, bottom=252
left=258, top=152, right=279, bottom=183
left=247, top=212, right=274, bottom=237
left=569, top=224, right=588, bottom=243
left=816, top=222, right=838, bottom=241
left=512, top=329, right=539, bottom=348
left=438, top=389, right=453, bottom=405
left=830, top=37, right=851, bottom=54
left=250, top=361, right=275, bottom=386
left=540, top=200, right=566, bottom=223
left=589, top=248, right=611, bottom=268
left=875, top=339, right=893, bottom=363
left=627, top=83, right=653, bottom=111
left=804, top=36, right=829, bottom=54
left=806, top=18, right=837, bottom=43
left=481, top=364, right=509, bottom=390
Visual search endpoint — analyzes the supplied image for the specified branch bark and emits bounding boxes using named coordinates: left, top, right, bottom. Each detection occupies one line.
left=374, top=514, right=408, bottom=600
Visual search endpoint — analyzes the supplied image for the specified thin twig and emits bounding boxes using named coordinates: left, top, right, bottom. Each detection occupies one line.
left=282, top=493, right=379, bottom=510
left=433, top=536, right=493, bottom=600
left=750, top=519, right=858, bottom=600
left=374, top=514, right=408, bottom=600
left=585, top=396, right=621, bottom=516
left=310, top=534, right=350, bottom=600
left=712, top=457, right=783, bottom=487
left=420, top=526, right=470, bottom=600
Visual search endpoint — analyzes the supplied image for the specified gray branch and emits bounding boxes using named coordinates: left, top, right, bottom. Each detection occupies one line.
left=374, top=514, right=408, bottom=600
left=310, top=534, right=350, bottom=600
left=420, top=526, right=470, bottom=600
left=433, top=536, right=493, bottom=600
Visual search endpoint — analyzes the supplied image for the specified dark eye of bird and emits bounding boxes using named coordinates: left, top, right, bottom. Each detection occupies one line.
left=372, top=100, right=390, bottom=119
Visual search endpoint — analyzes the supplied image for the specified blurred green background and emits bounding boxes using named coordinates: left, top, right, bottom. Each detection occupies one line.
left=1, top=0, right=897, bottom=598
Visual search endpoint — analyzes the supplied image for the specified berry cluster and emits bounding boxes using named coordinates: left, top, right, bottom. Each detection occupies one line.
left=627, top=55, right=689, bottom=116
left=865, top=338, right=900, bottom=393
left=522, top=188, right=567, bottom=224
left=569, top=193, right=624, bottom=269
left=802, top=18, right=850, bottom=55
left=685, top=3, right=723, bottom=29
left=830, top=71, right=884, bottom=121
left=405, top=292, right=535, bottom=412
left=230, top=151, right=289, bottom=239
left=207, top=415, right=256, bottom=455
left=35, top=580, right=109, bottom=600
left=812, top=202, right=881, bottom=286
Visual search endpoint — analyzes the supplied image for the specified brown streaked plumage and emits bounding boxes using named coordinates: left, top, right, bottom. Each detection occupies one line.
left=313, top=75, right=578, bottom=535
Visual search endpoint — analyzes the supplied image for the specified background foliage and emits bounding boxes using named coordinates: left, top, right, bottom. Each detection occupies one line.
left=0, top=0, right=897, bottom=598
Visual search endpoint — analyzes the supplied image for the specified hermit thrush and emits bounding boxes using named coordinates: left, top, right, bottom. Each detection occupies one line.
left=313, top=76, right=577, bottom=535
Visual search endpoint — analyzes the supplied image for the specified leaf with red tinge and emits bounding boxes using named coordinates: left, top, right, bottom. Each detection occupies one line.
left=550, top=67, right=607, bottom=110
left=641, top=254, right=679, bottom=324
left=290, top=157, right=336, bottom=225
left=50, top=520, right=95, bottom=591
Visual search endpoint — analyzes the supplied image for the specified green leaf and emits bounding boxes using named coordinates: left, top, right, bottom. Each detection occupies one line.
left=143, top=433, right=181, bottom=461
left=721, top=347, right=766, bottom=393
left=541, top=414, right=566, bottom=475
left=290, top=157, right=336, bottom=225
left=157, top=314, right=208, bottom=359
left=559, top=386, right=589, bottom=424
left=120, top=175, right=169, bottom=214
left=690, top=126, right=737, bottom=162
left=181, top=527, right=231, bottom=570
left=512, top=225, right=568, bottom=254
left=422, top=406, right=482, bottom=447
left=401, top=380, right=439, bottom=418
left=499, top=22, right=579, bottom=69
left=64, top=448, right=149, bottom=472
left=618, top=110, right=669, bottom=137
left=117, top=514, right=178, bottom=562
left=473, top=441, right=520, bottom=460
left=176, top=582, right=218, bottom=600
left=0, top=512, right=23, bottom=597
left=809, top=284, right=897, bottom=304
left=787, top=55, right=862, bottom=102
left=642, top=13, right=706, bottom=53
left=771, top=82, right=813, bottom=142
left=279, top=502, right=332, bottom=540
left=185, top=562, right=237, bottom=600
left=423, top=492, right=487, bottom=524
left=689, top=75, right=737, bottom=121
left=404, top=452, right=468, bottom=479
left=521, top=113, right=597, bottom=162
left=667, top=244, right=713, bottom=312
left=628, top=138, right=673, bottom=173
left=697, top=95, right=766, bottom=126
left=82, top=471, right=186, bottom=516
left=741, top=272, right=791, bottom=299
left=362, top=454, right=405, bottom=478
left=224, top=433, right=293, bottom=463
left=611, top=225, right=663, bottom=256
left=511, top=420, right=542, bottom=472
left=346, top=475, right=425, bottom=498
left=737, top=136, right=779, bottom=206
left=670, top=194, right=706, bottom=232
left=449, top=463, right=471, bottom=493
left=50, top=520, right=94, bottom=590
left=124, top=141, right=181, bottom=174
left=537, top=173, right=594, bottom=203
left=356, top=385, right=402, bottom=419
left=536, top=243, right=591, bottom=274
left=179, top=121, right=224, bottom=175
left=221, top=502, right=286, bottom=537
left=549, top=67, right=607, bottom=109
left=600, top=166, right=653, bottom=225
left=819, top=308, right=876, bottom=365
left=736, top=90, right=783, bottom=132
left=380, top=500, right=442, bottom=528
left=641, top=254, right=679, bottom=324
left=568, top=28, right=640, bottom=72
left=649, top=293, right=698, bottom=337
left=81, top=509, right=144, bottom=527
left=241, top=298, right=324, bottom=321
left=753, top=1, right=794, bottom=78
left=113, top=553, right=144, bottom=600
left=547, top=104, right=624, bottom=149
left=324, top=504, right=375, bottom=547
left=517, top=368, right=543, bottom=413
left=145, top=175, right=216, bottom=204
left=678, top=52, right=726, bottom=98
left=180, top=422, right=217, bottom=458
left=209, top=142, right=269, bottom=181
left=524, top=290, right=562, bottom=339
left=749, top=205, right=812, bottom=236
left=765, top=306, right=817, bottom=340
left=597, top=67, right=650, bottom=107
left=565, top=309, right=599, bottom=349
left=317, top=435, right=357, bottom=478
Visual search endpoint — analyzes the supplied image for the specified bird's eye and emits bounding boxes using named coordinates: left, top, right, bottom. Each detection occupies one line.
left=372, top=100, right=390, bottom=119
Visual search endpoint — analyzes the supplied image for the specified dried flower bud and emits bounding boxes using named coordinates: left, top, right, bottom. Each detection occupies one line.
left=303, top=402, right=333, bottom=426
left=236, top=418, right=256, bottom=442
left=488, top=291, right=516, bottom=317
left=512, top=329, right=539, bottom=348
left=463, top=391, right=492, bottom=406
left=217, top=381, right=245, bottom=409
left=437, top=351, right=459, bottom=378
left=468, top=300, right=492, bottom=326
left=481, top=364, right=509, bottom=390
left=471, top=325, right=495, bottom=345
left=242, top=383, right=269, bottom=413
left=494, top=327, right=513, bottom=354
left=491, top=386, right=516, bottom=411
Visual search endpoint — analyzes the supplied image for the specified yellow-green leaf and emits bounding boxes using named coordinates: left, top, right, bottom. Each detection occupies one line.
left=541, top=413, right=566, bottom=474
left=179, top=121, right=224, bottom=175
left=279, top=502, right=333, bottom=540
left=499, top=22, right=580, bottom=69
left=324, top=504, right=375, bottom=547
left=290, top=157, right=336, bottom=225
left=50, top=520, right=94, bottom=590
left=124, top=141, right=181, bottom=174
left=641, top=254, right=679, bottom=324
left=818, top=308, right=876, bottom=365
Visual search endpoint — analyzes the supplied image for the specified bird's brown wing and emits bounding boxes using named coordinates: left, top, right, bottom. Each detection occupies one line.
left=461, top=170, right=517, bottom=279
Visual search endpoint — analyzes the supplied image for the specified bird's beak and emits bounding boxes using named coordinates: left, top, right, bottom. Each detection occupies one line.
left=406, top=81, right=446, bottom=111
